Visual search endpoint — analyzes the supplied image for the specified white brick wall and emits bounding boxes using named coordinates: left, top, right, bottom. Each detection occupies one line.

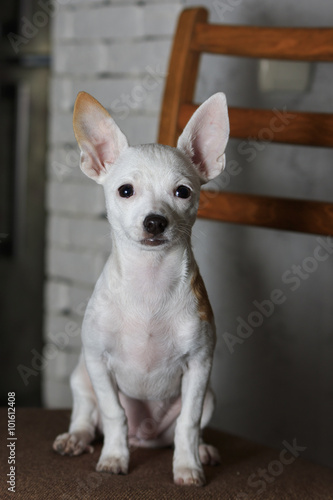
left=53, top=5, right=180, bottom=40
left=44, top=0, right=183, bottom=407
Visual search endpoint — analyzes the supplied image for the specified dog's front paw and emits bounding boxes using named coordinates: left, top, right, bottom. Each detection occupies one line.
left=174, top=466, right=206, bottom=486
left=53, top=432, right=94, bottom=456
left=96, top=454, right=129, bottom=475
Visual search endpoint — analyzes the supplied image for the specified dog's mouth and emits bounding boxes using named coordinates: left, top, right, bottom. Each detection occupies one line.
left=140, top=237, right=168, bottom=247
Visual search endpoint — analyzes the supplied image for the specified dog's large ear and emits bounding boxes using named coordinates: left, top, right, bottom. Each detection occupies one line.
left=73, top=91, right=128, bottom=184
left=177, top=92, right=229, bottom=184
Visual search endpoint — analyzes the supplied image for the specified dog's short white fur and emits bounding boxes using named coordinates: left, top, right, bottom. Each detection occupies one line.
left=53, top=91, right=229, bottom=486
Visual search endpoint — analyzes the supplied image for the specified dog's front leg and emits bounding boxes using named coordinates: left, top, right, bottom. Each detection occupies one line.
left=85, top=353, right=129, bottom=474
left=173, top=355, right=212, bottom=486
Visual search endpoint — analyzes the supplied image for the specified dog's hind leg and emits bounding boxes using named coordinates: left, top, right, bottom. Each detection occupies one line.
left=53, top=353, right=99, bottom=456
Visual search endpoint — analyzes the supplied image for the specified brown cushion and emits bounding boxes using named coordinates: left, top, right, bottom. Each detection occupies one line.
left=1, top=408, right=332, bottom=499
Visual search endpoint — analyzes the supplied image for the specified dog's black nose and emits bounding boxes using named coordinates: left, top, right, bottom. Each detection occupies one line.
left=143, top=214, right=168, bottom=235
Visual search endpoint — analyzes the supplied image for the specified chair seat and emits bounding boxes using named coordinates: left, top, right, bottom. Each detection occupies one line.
left=1, top=408, right=332, bottom=499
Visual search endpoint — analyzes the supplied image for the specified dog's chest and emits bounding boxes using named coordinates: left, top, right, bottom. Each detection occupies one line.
left=103, top=303, right=195, bottom=399
left=119, top=312, right=177, bottom=371
left=90, top=252, right=205, bottom=398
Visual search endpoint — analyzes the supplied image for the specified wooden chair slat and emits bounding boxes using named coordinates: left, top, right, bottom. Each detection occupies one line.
left=158, top=8, right=207, bottom=147
left=198, top=191, right=333, bottom=236
left=192, top=24, right=333, bottom=61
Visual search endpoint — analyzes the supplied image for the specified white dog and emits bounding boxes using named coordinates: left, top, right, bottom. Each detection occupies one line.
left=53, top=91, right=229, bottom=486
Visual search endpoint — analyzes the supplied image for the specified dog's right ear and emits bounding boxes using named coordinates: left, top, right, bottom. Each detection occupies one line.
left=73, top=91, right=128, bottom=184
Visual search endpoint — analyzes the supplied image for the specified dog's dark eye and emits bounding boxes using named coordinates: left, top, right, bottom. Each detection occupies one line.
left=175, top=185, right=191, bottom=199
left=118, top=184, right=134, bottom=198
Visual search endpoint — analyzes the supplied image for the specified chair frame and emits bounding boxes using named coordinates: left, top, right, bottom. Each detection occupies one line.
left=158, top=7, right=333, bottom=236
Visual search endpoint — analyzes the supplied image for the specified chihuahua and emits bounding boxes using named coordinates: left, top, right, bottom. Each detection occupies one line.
left=53, top=91, right=229, bottom=486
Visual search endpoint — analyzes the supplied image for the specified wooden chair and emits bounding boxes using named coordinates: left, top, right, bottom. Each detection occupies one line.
left=158, top=7, right=333, bottom=236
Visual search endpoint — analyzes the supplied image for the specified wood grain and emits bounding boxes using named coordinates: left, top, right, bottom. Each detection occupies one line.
left=198, top=191, right=333, bottom=236
left=192, top=24, right=333, bottom=61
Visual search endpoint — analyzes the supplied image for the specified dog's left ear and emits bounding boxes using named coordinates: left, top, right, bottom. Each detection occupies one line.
left=73, top=91, right=128, bottom=184
left=177, top=93, right=229, bottom=184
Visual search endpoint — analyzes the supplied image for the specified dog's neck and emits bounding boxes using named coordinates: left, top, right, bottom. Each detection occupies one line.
left=107, top=236, right=195, bottom=297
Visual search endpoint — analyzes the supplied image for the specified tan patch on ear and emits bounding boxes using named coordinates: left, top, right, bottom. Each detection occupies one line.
left=191, top=267, right=214, bottom=323
left=73, top=91, right=111, bottom=148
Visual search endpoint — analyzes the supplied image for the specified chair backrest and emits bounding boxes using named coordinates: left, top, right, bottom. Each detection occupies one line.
left=158, top=7, right=333, bottom=236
